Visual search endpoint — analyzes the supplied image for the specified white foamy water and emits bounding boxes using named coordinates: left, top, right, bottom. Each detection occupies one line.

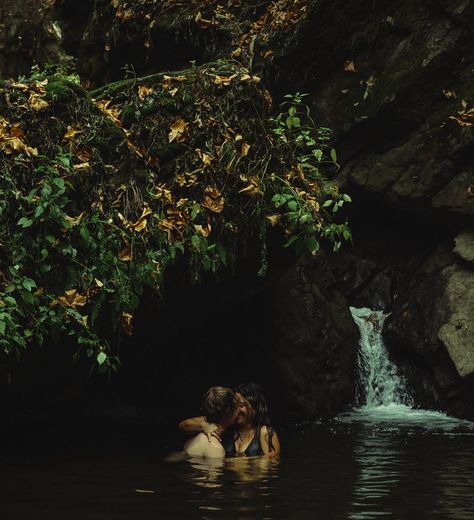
left=350, top=306, right=413, bottom=408
left=338, top=403, right=474, bottom=431
left=346, top=306, right=474, bottom=432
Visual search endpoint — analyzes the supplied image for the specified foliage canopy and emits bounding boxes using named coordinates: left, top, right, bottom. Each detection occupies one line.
left=0, top=61, right=349, bottom=370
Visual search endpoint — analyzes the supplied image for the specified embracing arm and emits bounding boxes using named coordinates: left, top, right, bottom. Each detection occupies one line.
left=178, top=416, right=223, bottom=441
left=259, top=425, right=281, bottom=456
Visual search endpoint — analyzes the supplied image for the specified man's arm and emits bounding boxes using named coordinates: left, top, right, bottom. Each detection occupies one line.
left=179, top=416, right=223, bottom=441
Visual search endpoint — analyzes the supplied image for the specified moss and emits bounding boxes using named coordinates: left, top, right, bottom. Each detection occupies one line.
left=90, top=124, right=124, bottom=151
left=121, top=104, right=136, bottom=126
left=45, top=79, right=86, bottom=102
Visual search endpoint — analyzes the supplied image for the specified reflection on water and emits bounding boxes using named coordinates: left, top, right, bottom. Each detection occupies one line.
left=338, top=405, right=474, bottom=520
left=348, top=429, right=403, bottom=519
left=3, top=408, right=474, bottom=520
left=182, top=456, right=280, bottom=518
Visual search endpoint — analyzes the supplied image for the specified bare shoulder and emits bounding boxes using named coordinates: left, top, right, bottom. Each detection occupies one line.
left=185, top=433, right=225, bottom=458
left=259, top=425, right=270, bottom=438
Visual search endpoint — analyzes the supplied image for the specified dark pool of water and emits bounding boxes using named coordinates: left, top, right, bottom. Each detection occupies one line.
left=3, top=406, right=474, bottom=519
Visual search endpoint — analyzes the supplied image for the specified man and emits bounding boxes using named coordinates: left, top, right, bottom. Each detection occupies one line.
left=183, top=386, right=238, bottom=458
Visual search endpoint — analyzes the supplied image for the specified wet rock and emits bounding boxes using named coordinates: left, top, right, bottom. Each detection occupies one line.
left=438, top=266, right=474, bottom=377
left=0, top=0, right=66, bottom=79
left=385, top=243, right=474, bottom=418
left=269, top=256, right=359, bottom=419
left=454, top=229, right=474, bottom=264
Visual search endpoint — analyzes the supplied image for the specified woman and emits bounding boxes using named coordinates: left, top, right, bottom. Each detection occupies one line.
left=179, top=383, right=281, bottom=457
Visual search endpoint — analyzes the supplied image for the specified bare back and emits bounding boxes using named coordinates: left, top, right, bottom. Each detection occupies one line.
left=184, top=433, right=226, bottom=458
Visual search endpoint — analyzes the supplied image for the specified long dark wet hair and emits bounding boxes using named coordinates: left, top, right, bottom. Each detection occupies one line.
left=235, top=382, right=273, bottom=430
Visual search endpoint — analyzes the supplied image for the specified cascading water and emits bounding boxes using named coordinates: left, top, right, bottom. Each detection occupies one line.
left=350, top=306, right=413, bottom=408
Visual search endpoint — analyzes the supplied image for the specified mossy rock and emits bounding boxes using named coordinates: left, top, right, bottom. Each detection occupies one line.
left=89, top=124, right=124, bottom=151
left=121, top=104, right=136, bottom=126
left=45, top=79, right=86, bottom=103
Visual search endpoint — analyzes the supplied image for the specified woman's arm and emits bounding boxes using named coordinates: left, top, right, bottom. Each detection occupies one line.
left=178, top=416, right=223, bottom=441
left=259, top=425, right=281, bottom=456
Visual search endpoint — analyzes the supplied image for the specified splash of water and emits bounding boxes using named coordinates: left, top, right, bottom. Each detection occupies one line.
left=350, top=307, right=413, bottom=408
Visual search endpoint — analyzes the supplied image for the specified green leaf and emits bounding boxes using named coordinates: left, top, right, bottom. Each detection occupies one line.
left=287, top=200, right=298, bottom=211
left=313, top=149, right=323, bottom=161
left=34, top=205, right=45, bottom=218
left=284, top=235, right=298, bottom=248
left=97, top=352, right=107, bottom=366
left=343, top=228, right=351, bottom=240
left=305, top=236, right=319, bottom=254
left=330, top=149, right=338, bottom=162
left=58, top=155, right=71, bottom=168
left=4, top=296, right=17, bottom=305
left=322, top=200, right=332, bottom=208
left=342, top=194, right=352, bottom=202
left=22, top=278, right=37, bottom=291
left=79, top=226, right=90, bottom=243
left=53, top=177, right=65, bottom=190
left=17, top=217, right=33, bottom=228
left=191, top=235, right=200, bottom=249
left=22, top=291, right=35, bottom=305
left=0, top=321, right=5, bottom=335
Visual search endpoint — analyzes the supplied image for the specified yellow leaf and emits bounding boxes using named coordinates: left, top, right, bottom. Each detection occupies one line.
left=344, top=60, right=356, bottom=72
left=213, top=74, right=238, bottom=86
left=241, top=143, right=250, bottom=157
left=64, top=211, right=85, bottom=228
left=138, top=85, right=154, bottom=100
left=94, top=99, right=122, bottom=125
left=196, top=148, right=214, bottom=166
left=162, top=75, right=187, bottom=90
left=28, top=93, right=49, bottom=111
left=266, top=214, right=281, bottom=227
left=120, top=312, right=133, bottom=336
left=168, top=118, right=187, bottom=143
left=238, top=177, right=262, bottom=197
left=73, top=162, right=90, bottom=171
left=50, top=289, right=88, bottom=309
left=195, top=11, right=212, bottom=28
left=202, top=187, right=225, bottom=213
left=130, top=206, right=152, bottom=232
left=194, top=224, right=211, bottom=237
left=63, top=126, right=82, bottom=142
left=263, top=89, right=273, bottom=106
left=10, top=82, right=29, bottom=91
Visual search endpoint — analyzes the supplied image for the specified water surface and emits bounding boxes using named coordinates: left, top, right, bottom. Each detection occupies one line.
left=3, top=406, right=474, bottom=519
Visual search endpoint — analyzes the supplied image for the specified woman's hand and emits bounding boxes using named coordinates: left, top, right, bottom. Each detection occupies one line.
left=202, top=421, right=223, bottom=442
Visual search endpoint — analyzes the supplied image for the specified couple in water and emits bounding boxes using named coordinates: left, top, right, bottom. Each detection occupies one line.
left=180, top=383, right=281, bottom=458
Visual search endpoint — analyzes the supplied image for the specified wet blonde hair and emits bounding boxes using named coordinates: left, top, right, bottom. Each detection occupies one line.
left=202, top=386, right=237, bottom=423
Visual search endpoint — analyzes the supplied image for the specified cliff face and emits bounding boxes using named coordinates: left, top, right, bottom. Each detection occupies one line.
left=0, top=0, right=473, bottom=420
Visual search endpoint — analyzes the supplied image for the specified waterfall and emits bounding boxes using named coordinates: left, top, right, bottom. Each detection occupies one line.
left=350, top=307, right=413, bottom=408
